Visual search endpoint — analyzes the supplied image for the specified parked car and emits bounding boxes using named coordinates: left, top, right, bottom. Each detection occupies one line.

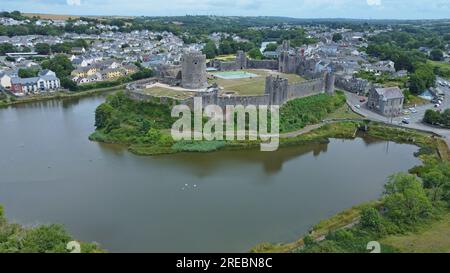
left=402, top=119, right=410, bottom=124
left=359, top=98, right=366, bottom=103
left=409, top=108, right=418, bottom=113
left=355, top=105, right=361, bottom=109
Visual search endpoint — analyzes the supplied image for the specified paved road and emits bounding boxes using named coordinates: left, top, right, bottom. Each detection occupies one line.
left=344, top=82, right=450, bottom=146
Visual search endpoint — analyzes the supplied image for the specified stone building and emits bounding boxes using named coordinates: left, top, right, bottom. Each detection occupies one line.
left=181, top=51, right=208, bottom=89
left=367, top=87, right=404, bottom=117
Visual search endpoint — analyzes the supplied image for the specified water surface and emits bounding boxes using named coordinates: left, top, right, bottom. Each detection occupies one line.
left=0, top=95, right=421, bottom=252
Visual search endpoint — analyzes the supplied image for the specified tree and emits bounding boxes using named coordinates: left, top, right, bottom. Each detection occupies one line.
left=248, top=48, right=263, bottom=60
left=409, top=64, right=435, bottom=95
left=360, top=207, right=383, bottom=232
left=332, top=33, right=343, bottom=42
left=429, top=49, right=444, bottom=61
left=18, top=68, right=38, bottom=78
left=0, top=43, right=15, bottom=55
left=21, top=225, right=71, bottom=253
left=95, top=103, right=114, bottom=129
left=202, top=40, right=218, bottom=59
left=218, top=41, right=233, bottom=55
left=423, top=109, right=442, bottom=125
left=383, top=173, right=433, bottom=226
left=264, top=43, right=278, bottom=52
left=41, top=54, right=74, bottom=78
left=441, top=109, right=450, bottom=127
left=35, top=43, right=51, bottom=55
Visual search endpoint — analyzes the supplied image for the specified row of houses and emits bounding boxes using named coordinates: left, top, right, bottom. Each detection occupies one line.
left=0, top=70, right=60, bottom=96
left=71, top=62, right=139, bottom=84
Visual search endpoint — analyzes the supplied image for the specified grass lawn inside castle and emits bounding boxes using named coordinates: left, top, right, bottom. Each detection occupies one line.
left=209, top=69, right=305, bottom=96
left=139, top=69, right=306, bottom=99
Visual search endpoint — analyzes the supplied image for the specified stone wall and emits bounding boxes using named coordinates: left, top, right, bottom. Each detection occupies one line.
left=286, top=78, right=325, bottom=100
left=247, top=59, right=279, bottom=70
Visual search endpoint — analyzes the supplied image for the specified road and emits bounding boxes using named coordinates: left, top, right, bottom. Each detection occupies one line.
left=344, top=80, right=450, bottom=145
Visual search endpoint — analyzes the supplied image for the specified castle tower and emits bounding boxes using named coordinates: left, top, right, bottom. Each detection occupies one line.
left=281, top=40, right=290, bottom=51
left=235, top=50, right=247, bottom=70
left=325, top=71, right=335, bottom=95
left=265, top=75, right=288, bottom=105
left=181, top=51, right=208, bottom=89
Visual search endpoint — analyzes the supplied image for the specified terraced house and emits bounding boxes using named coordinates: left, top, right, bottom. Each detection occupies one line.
left=10, top=75, right=60, bottom=96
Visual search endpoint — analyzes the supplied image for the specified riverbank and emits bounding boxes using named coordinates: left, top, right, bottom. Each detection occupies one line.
left=0, top=205, right=105, bottom=253
left=0, top=85, right=125, bottom=108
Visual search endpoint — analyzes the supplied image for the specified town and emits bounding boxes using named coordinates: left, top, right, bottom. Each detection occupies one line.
left=0, top=6, right=449, bottom=256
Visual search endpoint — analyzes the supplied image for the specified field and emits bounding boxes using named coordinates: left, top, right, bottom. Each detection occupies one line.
left=23, top=13, right=135, bottom=21
left=23, top=13, right=81, bottom=20
left=209, top=69, right=304, bottom=96
left=381, top=213, right=450, bottom=253
left=140, top=86, right=195, bottom=100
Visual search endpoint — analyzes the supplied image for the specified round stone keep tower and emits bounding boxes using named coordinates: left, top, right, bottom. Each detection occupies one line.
left=181, top=51, right=208, bottom=89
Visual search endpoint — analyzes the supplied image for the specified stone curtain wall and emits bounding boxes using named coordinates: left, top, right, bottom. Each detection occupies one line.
left=247, top=60, right=279, bottom=70
left=287, top=78, right=325, bottom=100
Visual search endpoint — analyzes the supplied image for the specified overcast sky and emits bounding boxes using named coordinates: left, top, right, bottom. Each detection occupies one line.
left=1, top=0, right=450, bottom=19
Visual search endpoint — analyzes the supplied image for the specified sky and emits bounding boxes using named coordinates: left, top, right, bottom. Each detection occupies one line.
left=1, top=0, right=450, bottom=19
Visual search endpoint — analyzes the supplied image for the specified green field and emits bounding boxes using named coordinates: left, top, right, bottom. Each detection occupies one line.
left=209, top=69, right=304, bottom=96
left=140, top=86, right=196, bottom=100
left=381, top=213, right=450, bottom=253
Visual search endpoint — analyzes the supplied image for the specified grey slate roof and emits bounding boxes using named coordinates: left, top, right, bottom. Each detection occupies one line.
left=375, top=87, right=404, bottom=100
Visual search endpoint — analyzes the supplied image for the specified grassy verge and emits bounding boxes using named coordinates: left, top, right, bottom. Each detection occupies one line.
left=325, top=104, right=364, bottom=120
left=250, top=201, right=378, bottom=253
left=380, top=212, right=450, bottom=253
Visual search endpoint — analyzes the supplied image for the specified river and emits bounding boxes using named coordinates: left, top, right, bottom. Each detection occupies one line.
left=0, top=94, right=421, bottom=252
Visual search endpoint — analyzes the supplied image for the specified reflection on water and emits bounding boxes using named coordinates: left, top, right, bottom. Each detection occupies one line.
left=0, top=94, right=421, bottom=252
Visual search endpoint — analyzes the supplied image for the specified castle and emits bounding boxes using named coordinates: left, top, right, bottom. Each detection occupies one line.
left=128, top=40, right=336, bottom=108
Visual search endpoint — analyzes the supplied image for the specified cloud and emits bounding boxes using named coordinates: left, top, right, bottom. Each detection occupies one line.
left=66, top=0, right=81, bottom=6
left=366, top=0, right=382, bottom=6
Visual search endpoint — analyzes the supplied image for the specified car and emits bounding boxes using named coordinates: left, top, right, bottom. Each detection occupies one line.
left=355, top=105, right=361, bottom=109
left=403, top=110, right=410, bottom=115
left=402, top=119, right=410, bottom=124
left=435, top=104, right=441, bottom=108
left=409, top=108, right=418, bottom=113
left=359, top=98, right=366, bottom=103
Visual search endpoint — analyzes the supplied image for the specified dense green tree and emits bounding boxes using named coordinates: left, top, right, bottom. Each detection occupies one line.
left=95, top=103, right=114, bottom=129
left=423, top=109, right=442, bottom=125
left=0, top=43, right=15, bottom=55
left=35, top=43, right=51, bottom=55
left=18, top=68, right=39, bottom=78
left=429, top=49, right=444, bottom=61
left=264, top=43, right=278, bottom=52
left=202, top=40, right=218, bottom=59
left=409, top=64, right=435, bottom=94
left=218, top=41, right=233, bottom=55
left=360, top=207, right=383, bottom=232
left=248, top=48, right=263, bottom=60
left=332, top=33, right=343, bottom=42
left=41, top=54, right=74, bottom=78
left=383, top=173, right=433, bottom=226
